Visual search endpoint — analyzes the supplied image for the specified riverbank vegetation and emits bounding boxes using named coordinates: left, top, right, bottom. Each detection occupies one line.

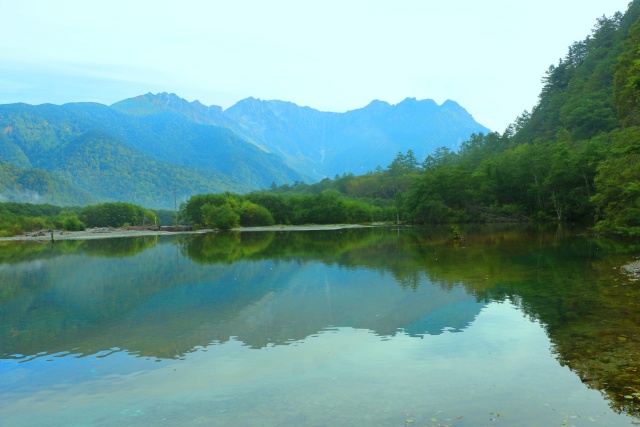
left=0, top=201, right=161, bottom=237
left=178, top=190, right=395, bottom=230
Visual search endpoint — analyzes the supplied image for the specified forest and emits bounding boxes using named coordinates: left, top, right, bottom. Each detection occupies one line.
left=0, top=201, right=161, bottom=237
left=2, top=1, right=640, bottom=237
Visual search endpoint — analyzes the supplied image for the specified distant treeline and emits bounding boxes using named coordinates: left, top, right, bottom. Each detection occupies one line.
left=0, top=202, right=172, bottom=237
left=178, top=190, right=397, bottom=229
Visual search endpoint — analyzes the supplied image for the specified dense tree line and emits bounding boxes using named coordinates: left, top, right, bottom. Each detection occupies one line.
left=397, top=4, right=639, bottom=235
left=0, top=201, right=161, bottom=237
left=179, top=190, right=390, bottom=229
left=80, top=202, right=159, bottom=228
left=177, top=150, right=429, bottom=229
left=0, top=203, right=84, bottom=237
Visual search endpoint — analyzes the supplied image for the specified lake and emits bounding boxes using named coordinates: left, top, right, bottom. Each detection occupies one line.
left=1, top=224, right=639, bottom=426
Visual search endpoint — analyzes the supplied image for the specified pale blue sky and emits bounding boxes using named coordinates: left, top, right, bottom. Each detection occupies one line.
left=0, top=0, right=631, bottom=131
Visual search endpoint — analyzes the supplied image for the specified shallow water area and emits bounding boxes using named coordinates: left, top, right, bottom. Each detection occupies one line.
left=1, top=225, right=639, bottom=426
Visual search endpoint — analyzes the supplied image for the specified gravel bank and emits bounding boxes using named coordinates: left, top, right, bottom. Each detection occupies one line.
left=0, top=227, right=210, bottom=242
left=0, top=224, right=373, bottom=242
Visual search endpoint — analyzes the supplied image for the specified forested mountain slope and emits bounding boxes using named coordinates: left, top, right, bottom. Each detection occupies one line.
left=0, top=91, right=487, bottom=208
left=396, top=0, right=640, bottom=234
left=0, top=102, right=306, bottom=208
left=0, top=159, right=95, bottom=206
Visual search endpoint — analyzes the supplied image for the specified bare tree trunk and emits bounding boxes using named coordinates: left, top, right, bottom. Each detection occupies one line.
left=551, top=190, right=563, bottom=221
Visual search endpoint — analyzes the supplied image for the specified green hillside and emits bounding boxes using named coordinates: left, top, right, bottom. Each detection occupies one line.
left=50, top=129, right=244, bottom=208
left=0, top=159, right=95, bottom=206
left=0, top=102, right=306, bottom=208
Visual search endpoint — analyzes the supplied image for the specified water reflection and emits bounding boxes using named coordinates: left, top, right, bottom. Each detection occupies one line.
left=1, top=225, right=640, bottom=419
left=0, top=230, right=485, bottom=360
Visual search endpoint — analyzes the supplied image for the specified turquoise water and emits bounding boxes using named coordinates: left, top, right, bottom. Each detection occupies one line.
left=1, top=225, right=639, bottom=426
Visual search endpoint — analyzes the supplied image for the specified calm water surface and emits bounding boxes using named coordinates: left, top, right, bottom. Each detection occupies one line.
left=1, top=225, right=639, bottom=426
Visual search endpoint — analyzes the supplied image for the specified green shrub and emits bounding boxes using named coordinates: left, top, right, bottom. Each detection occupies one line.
left=62, top=216, right=86, bottom=231
left=201, top=203, right=240, bottom=229
left=239, top=201, right=274, bottom=227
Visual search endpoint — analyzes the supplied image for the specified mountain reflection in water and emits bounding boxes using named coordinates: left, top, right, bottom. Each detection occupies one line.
left=1, top=224, right=640, bottom=424
left=0, top=231, right=485, bottom=360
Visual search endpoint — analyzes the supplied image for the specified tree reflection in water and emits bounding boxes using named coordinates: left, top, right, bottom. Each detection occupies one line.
left=1, top=224, right=639, bottom=417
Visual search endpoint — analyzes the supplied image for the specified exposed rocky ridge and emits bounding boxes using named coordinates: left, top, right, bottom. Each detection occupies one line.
left=113, top=93, right=491, bottom=179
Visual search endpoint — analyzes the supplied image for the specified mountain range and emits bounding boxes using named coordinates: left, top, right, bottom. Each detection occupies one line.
left=113, top=92, right=490, bottom=179
left=0, top=93, right=489, bottom=209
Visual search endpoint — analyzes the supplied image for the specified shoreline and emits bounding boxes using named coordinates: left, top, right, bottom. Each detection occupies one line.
left=0, top=224, right=373, bottom=242
left=231, top=224, right=372, bottom=232
left=0, top=227, right=211, bottom=242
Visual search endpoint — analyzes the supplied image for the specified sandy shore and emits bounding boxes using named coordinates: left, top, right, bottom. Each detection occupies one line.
left=0, top=224, right=372, bottom=242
